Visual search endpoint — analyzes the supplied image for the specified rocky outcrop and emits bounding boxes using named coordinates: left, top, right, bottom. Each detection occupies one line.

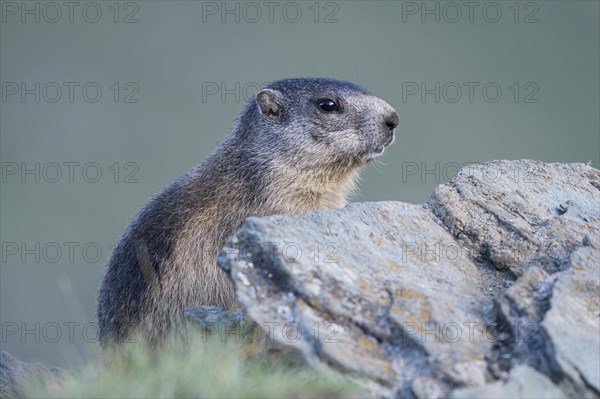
left=218, top=160, right=600, bottom=398
left=0, top=352, right=66, bottom=399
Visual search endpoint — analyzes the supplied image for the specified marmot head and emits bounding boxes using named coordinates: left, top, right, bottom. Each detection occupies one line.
left=237, top=78, right=399, bottom=172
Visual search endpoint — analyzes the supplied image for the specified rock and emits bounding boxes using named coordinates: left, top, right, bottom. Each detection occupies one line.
left=0, top=351, right=66, bottom=399
left=218, top=160, right=600, bottom=398
left=541, top=238, right=600, bottom=394
left=184, top=306, right=245, bottom=330
left=184, top=306, right=254, bottom=350
left=427, top=160, right=599, bottom=277
left=450, top=365, right=567, bottom=399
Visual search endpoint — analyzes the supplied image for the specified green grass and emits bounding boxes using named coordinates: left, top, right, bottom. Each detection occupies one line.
left=31, top=329, right=366, bottom=398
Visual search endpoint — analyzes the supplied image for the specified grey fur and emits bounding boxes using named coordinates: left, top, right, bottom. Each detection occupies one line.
left=96, top=78, right=399, bottom=346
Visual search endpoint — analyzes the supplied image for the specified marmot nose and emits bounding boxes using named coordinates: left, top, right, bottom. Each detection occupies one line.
left=384, top=111, right=399, bottom=130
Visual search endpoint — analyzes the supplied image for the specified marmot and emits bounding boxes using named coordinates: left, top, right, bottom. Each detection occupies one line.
left=97, top=78, right=399, bottom=346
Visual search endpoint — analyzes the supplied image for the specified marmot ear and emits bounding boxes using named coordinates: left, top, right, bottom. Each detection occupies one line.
left=256, top=89, right=284, bottom=120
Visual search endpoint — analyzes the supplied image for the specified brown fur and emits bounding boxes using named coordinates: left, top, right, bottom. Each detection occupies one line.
left=97, top=78, right=398, bottom=346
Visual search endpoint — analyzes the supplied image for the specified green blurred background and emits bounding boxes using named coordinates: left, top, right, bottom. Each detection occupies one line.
left=1, top=0, right=598, bottom=367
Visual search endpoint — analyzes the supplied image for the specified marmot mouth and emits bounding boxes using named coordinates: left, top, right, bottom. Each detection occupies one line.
left=364, top=146, right=386, bottom=162
left=385, top=132, right=395, bottom=147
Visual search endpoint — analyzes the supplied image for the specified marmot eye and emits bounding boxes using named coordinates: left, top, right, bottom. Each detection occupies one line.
left=318, top=99, right=339, bottom=112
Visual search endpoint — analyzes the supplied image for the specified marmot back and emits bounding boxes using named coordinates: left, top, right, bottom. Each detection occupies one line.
left=97, top=77, right=399, bottom=346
